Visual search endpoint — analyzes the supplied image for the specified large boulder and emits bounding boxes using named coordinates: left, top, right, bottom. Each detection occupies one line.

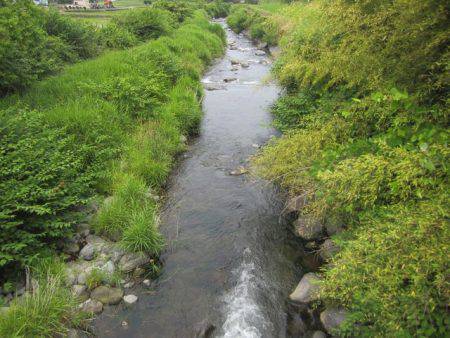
left=90, top=286, right=123, bottom=305
left=294, top=217, right=324, bottom=240
left=118, top=252, right=151, bottom=273
left=320, top=307, right=348, bottom=334
left=289, top=273, right=322, bottom=304
left=319, top=239, right=340, bottom=260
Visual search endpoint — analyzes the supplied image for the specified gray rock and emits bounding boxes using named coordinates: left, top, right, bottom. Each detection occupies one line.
left=312, top=331, right=327, bottom=338
left=287, top=312, right=307, bottom=337
left=204, top=84, right=225, bottom=91
left=240, top=61, right=250, bottom=68
left=194, top=320, right=215, bottom=338
left=285, top=195, right=308, bottom=214
left=67, top=329, right=88, bottom=338
left=325, top=223, right=345, bottom=236
left=257, top=42, right=268, bottom=49
left=81, top=299, right=103, bottom=314
left=305, top=241, right=319, bottom=250
left=142, top=279, right=151, bottom=287
left=77, top=272, right=87, bottom=285
left=123, top=294, right=138, bottom=305
left=101, top=261, right=115, bottom=275
left=320, top=307, right=348, bottom=334
left=294, top=217, right=324, bottom=240
left=133, top=267, right=146, bottom=278
left=289, top=272, right=322, bottom=304
left=63, top=242, right=80, bottom=256
left=90, top=286, right=123, bottom=305
left=79, top=243, right=95, bottom=261
left=319, top=239, right=340, bottom=260
left=255, top=50, right=266, bottom=56
left=230, top=58, right=240, bottom=65
left=123, top=281, right=134, bottom=289
left=72, top=284, right=89, bottom=302
left=269, top=46, right=280, bottom=56
left=119, top=252, right=150, bottom=273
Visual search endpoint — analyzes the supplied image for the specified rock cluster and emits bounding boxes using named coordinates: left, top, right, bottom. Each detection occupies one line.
left=285, top=194, right=348, bottom=335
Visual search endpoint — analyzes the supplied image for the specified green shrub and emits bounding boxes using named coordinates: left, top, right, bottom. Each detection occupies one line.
left=100, top=23, right=138, bottom=49
left=113, top=7, right=175, bottom=40
left=0, top=110, right=98, bottom=271
left=152, top=0, right=196, bottom=22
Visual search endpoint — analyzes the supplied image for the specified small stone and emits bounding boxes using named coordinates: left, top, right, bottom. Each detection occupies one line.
left=289, top=272, right=322, bottom=304
left=312, top=331, right=327, bottom=338
left=229, top=166, right=248, bottom=176
left=294, top=216, right=324, bottom=240
left=305, top=241, right=318, bottom=250
left=319, top=239, right=340, bottom=260
left=124, top=282, right=134, bottom=289
left=81, top=299, right=103, bottom=314
left=223, top=77, right=237, bottom=83
left=79, top=243, right=95, bottom=261
left=90, top=286, right=123, bottom=305
left=255, top=50, right=266, bottom=56
left=180, top=135, right=187, bottom=143
left=121, top=321, right=128, bottom=327
left=72, top=284, right=89, bottom=302
left=133, top=267, right=145, bottom=278
left=320, top=307, right=348, bottom=334
left=67, top=328, right=88, bottom=338
left=257, top=42, right=268, bottom=49
left=230, top=58, right=240, bottom=65
left=240, top=61, right=250, bottom=68
left=142, top=279, right=151, bottom=287
left=123, top=294, right=138, bottom=305
left=251, top=143, right=260, bottom=148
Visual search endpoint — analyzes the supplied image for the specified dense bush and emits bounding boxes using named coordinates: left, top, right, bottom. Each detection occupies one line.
left=0, top=110, right=100, bottom=271
left=253, top=0, right=449, bottom=336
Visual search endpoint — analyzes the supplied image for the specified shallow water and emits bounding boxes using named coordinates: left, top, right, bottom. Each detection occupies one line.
left=94, top=21, right=303, bottom=338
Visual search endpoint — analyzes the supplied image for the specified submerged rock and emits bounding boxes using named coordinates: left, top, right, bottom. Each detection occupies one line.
left=289, top=272, right=322, bottom=304
left=90, top=286, right=123, bottom=305
left=294, top=217, right=324, bottom=240
left=240, top=61, right=250, bottom=68
left=223, top=77, right=237, bottom=83
left=81, top=299, right=103, bottom=314
left=194, top=320, right=215, bottom=338
left=229, top=166, right=248, bottom=176
left=255, top=50, right=266, bottom=56
left=320, top=307, right=348, bottom=334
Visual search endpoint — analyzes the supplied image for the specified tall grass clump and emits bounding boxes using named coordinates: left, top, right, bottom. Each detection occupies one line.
left=0, top=260, right=86, bottom=337
left=253, top=0, right=449, bottom=336
left=0, top=9, right=225, bottom=278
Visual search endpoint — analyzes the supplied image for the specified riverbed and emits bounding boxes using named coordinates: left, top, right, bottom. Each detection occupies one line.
left=94, top=20, right=303, bottom=338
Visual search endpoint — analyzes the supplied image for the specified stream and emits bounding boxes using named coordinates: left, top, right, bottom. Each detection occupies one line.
left=94, top=20, right=303, bottom=338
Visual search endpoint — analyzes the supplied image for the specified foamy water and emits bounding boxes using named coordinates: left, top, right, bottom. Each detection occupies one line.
left=221, top=249, right=271, bottom=338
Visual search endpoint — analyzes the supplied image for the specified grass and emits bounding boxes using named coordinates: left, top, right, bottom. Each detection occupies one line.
left=0, top=262, right=88, bottom=338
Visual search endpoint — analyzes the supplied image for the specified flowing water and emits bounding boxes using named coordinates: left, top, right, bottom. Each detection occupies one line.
left=94, top=21, right=303, bottom=338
